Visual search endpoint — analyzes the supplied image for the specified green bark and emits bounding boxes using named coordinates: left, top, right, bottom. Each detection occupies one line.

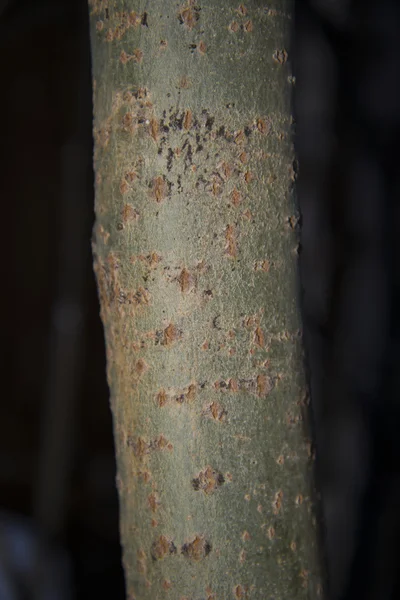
left=89, top=1, right=321, bottom=598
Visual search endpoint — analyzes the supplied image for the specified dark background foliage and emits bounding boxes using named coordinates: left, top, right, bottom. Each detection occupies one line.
left=1, top=0, right=399, bottom=598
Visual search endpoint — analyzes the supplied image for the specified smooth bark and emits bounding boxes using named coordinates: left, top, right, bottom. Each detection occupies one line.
left=89, top=1, right=321, bottom=598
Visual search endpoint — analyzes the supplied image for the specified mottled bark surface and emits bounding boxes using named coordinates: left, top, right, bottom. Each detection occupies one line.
left=89, top=1, right=320, bottom=598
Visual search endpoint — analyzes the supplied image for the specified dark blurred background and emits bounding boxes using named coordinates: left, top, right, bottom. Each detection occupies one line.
left=1, top=0, right=400, bottom=599
left=0, top=0, right=124, bottom=598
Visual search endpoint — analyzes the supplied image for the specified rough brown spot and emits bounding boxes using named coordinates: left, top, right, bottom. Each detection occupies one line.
left=229, top=21, right=239, bottom=33
left=254, top=326, right=264, bottom=348
left=178, top=1, right=200, bottom=30
left=198, top=40, right=207, bottom=54
left=228, top=378, right=239, bottom=392
left=267, top=526, right=275, bottom=540
left=129, top=11, right=142, bottom=27
left=148, top=492, right=160, bottom=513
left=137, top=549, right=147, bottom=574
left=241, top=530, right=251, bottom=542
left=120, top=180, right=129, bottom=195
left=160, top=39, right=168, bottom=49
left=133, top=48, right=144, bottom=63
left=157, top=389, right=168, bottom=407
left=218, top=160, right=232, bottom=180
left=204, top=401, right=227, bottom=422
left=151, top=536, right=177, bottom=560
left=135, top=358, right=148, bottom=376
left=257, top=118, right=270, bottom=134
left=150, top=118, right=159, bottom=141
left=125, top=170, right=138, bottom=183
left=300, top=569, right=309, bottom=588
left=96, top=20, right=104, bottom=31
left=181, top=536, right=211, bottom=560
left=290, top=541, right=297, bottom=551
left=185, top=384, right=196, bottom=402
left=162, top=580, right=172, bottom=590
left=138, top=469, right=152, bottom=483
left=230, top=188, right=242, bottom=207
left=225, top=224, right=237, bottom=258
left=234, top=130, right=245, bottom=145
left=273, top=49, right=288, bottom=64
left=277, top=454, right=285, bottom=466
left=237, top=4, right=247, bottom=15
left=122, top=112, right=134, bottom=132
left=256, top=373, right=272, bottom=398
left=179, top=76, right=192, bottom=89
left=183, top=109, right=192, bottom=130
left=234, top=584, right=248, bottom=599
left=206, top=586, right=216, bottom=600
left=201, top=340, right=209, bottom=351
left=287, top=214, right=299, bottom=230
left=239, top=549, right=246, bottom=564
left=244, top=20, right=253, bottom=32
left=178, top=267, right=192, bottom=292
left=152, top=176, right=166, bottom=202
left=192, top=466, right=225, bottom=495
left=273, top=490, right=283, bottom=514
left=122, top=204, right=140, bottom=223
left=131, top=437, right=149, bottom=458
left=131, top=435, right=172, bottom=459
left=163, top=323, right=179, bottom=346
left=244, top=170, right=253, bottom=184
left=120, top=50, right=129, bottom=64
left=255, top=259, right=270, bottom=272
left=295, top=494, right=303, bottom=505
left=239, top=151, right=248, bottom=164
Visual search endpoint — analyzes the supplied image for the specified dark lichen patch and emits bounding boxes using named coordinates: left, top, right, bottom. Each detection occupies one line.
left=151, top=535, right=177, bottom=561
left=192, top=466, right=225, bottom=494
left=181, top=536, right=211, bottom=560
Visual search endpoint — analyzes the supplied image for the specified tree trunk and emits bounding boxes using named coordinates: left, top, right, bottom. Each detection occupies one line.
left=89, top=1, right=321, bottom=598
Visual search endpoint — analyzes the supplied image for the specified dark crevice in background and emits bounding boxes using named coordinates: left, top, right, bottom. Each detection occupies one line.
left=294, top=1, right=400, bottom=599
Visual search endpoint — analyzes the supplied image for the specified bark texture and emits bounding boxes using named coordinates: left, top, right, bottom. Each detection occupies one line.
left=89, top=1, right=321, bottom=598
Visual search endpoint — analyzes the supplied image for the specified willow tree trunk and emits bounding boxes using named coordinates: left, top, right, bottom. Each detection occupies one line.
left=89, top=1, right=321, bottom=598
